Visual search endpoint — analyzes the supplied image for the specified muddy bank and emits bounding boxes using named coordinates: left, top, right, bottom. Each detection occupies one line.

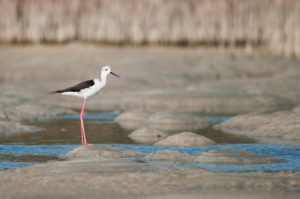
left=1, top=44, right=300, bottom=198
left=214, top=106, right=300, bottom=142
left=0, top=145, right=299, bottom=199
left=1, top=44, right=300, bottom=141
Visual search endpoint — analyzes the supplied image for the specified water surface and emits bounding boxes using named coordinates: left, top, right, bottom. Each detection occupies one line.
left=0, top=113, right=299, bottom=172
left=114, top=143, right=300, bottom=172
left=0, top=144, right=78, bottom=171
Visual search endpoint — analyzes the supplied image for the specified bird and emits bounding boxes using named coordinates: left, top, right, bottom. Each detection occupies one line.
left=51, top=65, right=119, bottom=145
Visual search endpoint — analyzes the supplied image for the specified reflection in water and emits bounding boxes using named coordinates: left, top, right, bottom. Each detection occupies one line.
left=0, top=112, right=133, bottom=171
left=0, top=113, right=271, bottom=172
left=40, top=112, right=118, bottom=120
left=0, top=116, right=134, bottom=145
left=0, top=113, right=250, bottom=145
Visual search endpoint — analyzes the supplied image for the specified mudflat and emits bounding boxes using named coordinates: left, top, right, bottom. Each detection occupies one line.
left=0, top=44, right=300, bottom=198
left=0, top=145, right=300, bottom=199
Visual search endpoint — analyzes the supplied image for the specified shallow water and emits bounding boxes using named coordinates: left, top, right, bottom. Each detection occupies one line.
left=114, top=143, right=300, bottom=172
left=0, top=112, right=134, bottom=145
left=0, top=112, right=299, bottom=172
left=0, top=112, right=131, bottom=171
left=1, top=143, right=299, bottom=172
left=0, top=144, right=78, bottom=171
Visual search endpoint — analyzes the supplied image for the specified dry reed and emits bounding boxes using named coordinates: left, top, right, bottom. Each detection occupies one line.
left=0, top=0, right=299, bottom=57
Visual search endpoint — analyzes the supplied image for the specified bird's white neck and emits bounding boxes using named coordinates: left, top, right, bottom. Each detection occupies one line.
left=100, top=72, right=108, bottom=85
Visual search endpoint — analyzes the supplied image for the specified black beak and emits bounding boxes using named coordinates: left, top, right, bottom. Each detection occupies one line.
left=110, top=72, right=120, bottom=77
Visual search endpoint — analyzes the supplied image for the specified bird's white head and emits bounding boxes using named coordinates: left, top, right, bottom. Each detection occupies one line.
left=101, top=65, right=120, bottom=79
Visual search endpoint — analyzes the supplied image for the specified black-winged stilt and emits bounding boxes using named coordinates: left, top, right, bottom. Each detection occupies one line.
left=52, top=65, right=119, bottom=145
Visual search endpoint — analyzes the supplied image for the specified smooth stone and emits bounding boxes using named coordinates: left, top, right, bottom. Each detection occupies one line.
left=154, top=132, right=215, bottom=147
left=146, top=110, right=214, bottom=131
left=144, top=149, right=195, bottom=163
left=196, top=149, right=285, bottom=165
left=115, top=109, right=156, bottom=130
left=128, top=126, right=170, bottom=144
left=0, top=120, right=42, bottom=136
left=0, top=103, right=74, bottom=122
left=213, top=107, right=300, bottom=141
left=63, top=145, right=146, bottom=160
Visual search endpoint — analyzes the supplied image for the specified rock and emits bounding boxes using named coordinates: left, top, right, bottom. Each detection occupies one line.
left=144, top=149, right=195, bottom=163
left=146, top=110, right=214, bottom=131
left=115, top=109, right=156, bottom=129
left=128, top=126, right=170, bottom=144
left=196, top=149, right=285, bottom=165
left=0, top=120, right=42, bottom=136
left=213, top=108, right=300, bottom=141
left=0, top=103, right=74, bottom=122
left=63, top=144, right=146, bottom=160
left=154, top=132, right=215, bottom=147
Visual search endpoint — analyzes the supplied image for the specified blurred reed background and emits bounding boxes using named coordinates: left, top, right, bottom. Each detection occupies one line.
left=0, top=0, right=299, bottom=57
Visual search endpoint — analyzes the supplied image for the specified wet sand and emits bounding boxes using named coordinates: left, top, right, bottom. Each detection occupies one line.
left=0, top=145, right=300, bottom=199
left=1, top=44, right=300, bottom=198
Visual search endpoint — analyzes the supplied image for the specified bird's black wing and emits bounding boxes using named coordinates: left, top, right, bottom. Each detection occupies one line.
left=52, top=79, right=95, bottom=93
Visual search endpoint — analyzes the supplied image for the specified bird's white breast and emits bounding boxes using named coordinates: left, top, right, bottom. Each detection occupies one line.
left=79, top=79, right=105, bottom=98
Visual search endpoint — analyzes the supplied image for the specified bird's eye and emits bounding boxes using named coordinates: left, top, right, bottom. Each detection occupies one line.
left=105, top=69, right=108, bottom=71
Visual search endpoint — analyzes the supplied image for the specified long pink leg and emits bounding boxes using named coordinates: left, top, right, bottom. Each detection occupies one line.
left=80, top=99, right=88, bottom=145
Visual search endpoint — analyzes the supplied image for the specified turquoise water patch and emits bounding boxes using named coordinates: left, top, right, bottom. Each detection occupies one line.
left=0, top=144, right=79, bottom=171
left=207, top=116, right=231, bottom=123
left=0, top=161, right=40, bottom=170
left=113, top=143, right=300, bottom=172
left=1, top=112, right=299, bottom=172
left=1, top=143, right=300, bottom=172
left=42, top=113, right=230, bottom=123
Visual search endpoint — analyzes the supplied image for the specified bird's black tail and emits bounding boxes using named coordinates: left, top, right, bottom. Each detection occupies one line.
left=49, top=90, right=64, bottom=94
